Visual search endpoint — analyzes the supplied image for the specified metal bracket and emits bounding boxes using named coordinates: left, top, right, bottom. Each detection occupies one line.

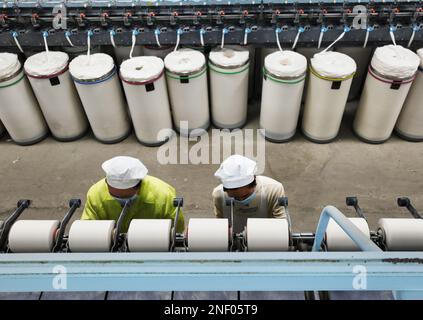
left=111, top=198, right=135, bottom=252
left=225, top=198, right=235, bottom=250
left=346, top=196, right=367, bottom=219
left=397, top=197, right=422, bottom=219
left=0, top=199, right=31, bottom=252
left=224, top=197, right=235, bottom=229
left=171, top=197, right=184, bottom=252
left=278, top=196, right=292, bottom=246
left=52, top=199, right=81, bottom=253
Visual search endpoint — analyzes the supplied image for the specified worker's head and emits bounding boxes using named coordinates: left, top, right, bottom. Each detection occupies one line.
left=215, top=155, right=258, bottom=205
left=223, top=178, right=257, bottom=204
left=102, top=156, right=148, bottom=199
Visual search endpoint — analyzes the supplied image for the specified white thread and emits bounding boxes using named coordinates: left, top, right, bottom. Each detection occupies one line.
left=13, top=34, right=24, bottom=53
left=65, top=32, right=75, bottom=47
left=174, top=29, right=181, bottom=52
left=291, top=29, right=301, bottom=50
left=43, top=33, right=49, bottom=54
left=244, top=28, right=250, bottom=45
left=318, top=30, right=324, bottom=49
left=221, top=29, right=226, bottom=49
left=407, top=29, right=416, bottom=48
left=129, top=32, right=136, bottom=59
left=363, top=30, right=369, bottom=48
left=275, top=29, right=283, bottom=52
left=155, top=30, right=161, bottom=47
left=322, top=31, right=345, bottom=53
left=110, top=31, right=116, bottom=48
left=200, top=29, right=205, bottom=47
left=390, top=30, right=397, bottom=46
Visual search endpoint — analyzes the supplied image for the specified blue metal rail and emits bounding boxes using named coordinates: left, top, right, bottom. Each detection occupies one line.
left=312, top=205, right=381, bottom=252
left=0, top=252, right=423, bottom=294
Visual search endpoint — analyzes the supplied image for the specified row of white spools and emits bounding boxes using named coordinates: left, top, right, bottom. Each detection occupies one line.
left=0, top=46, right=246, bottom=146
left=3, top=216, right=423, bottom=253
left=0, top=44, right=422, bottom=145
left=261, top=45, right=423, bottom=143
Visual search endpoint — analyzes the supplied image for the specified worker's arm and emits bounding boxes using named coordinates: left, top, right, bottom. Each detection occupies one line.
left=268, top=183, right=287, bottom=219
left=80, top=191, right=100, bottom=220
left=212, top=189, right=224, bottom=218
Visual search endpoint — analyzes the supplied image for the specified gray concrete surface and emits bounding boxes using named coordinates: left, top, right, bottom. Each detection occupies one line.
left=0, top=101, right=422, bottom=233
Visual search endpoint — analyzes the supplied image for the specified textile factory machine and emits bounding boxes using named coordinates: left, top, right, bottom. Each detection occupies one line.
left=1, top=0, right=423, bottom=300
left=0, top=195, right=423, bottom=300
left=0, top=0, right=422, bottom=49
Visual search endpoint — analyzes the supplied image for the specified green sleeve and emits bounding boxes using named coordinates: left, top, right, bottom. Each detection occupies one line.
left=80, top=191, right=99, bottom=220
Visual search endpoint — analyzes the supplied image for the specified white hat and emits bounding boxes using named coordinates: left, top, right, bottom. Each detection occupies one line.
left=214, top=155, right=257, bottom=189
left=102, top=156, right=148, bottom=189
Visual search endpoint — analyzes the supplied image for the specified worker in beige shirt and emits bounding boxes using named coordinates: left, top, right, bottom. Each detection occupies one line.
left=213, top=154, right=287, bottom=233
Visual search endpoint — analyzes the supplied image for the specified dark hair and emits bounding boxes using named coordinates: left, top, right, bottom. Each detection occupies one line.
left=133, top=180, right=142, bottom=189
left=106, top=179, right=142, bottom=189
left=223, top=177, right=256, bottom=192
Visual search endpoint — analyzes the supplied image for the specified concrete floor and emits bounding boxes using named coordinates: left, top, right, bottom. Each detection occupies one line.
left=0, top=101, right=422, bottom=233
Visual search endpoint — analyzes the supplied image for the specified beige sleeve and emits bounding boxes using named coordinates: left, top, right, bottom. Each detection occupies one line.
left=212, top=187, right=224, bottom=218
left=266, top=183, right=286, bottom=219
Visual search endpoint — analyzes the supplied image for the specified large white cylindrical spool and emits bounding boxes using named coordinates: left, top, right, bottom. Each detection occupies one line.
left=222, top=44, right=255, bottom=100
left=378, top=218, right=423, bottom=251
left=395, top=48, right=423, bottom=141
left=24, top=51, right=88, bottom=141
left=335, top=47, right=373, bottom=101
left=255, top=47, right=278, bottom=97
left=68, top=220, right=115, bottom=252
left=127, top=219, right=172, bottom=252
left=246, top=218, right=290, bottom=251
left=353, top=45, right=420, bottom=143
left=302, top=51, right=356, bottom=143
left=8, top=220, right=60, bottom=253
left=295, top=47, right=326, bottom=104
left=260, top=50, right=307, bottom=142
left=0, top=53, right=48, bottom=145
left=188, top=218, right=229, bottom=252
left=164, top=49, right=210, bottom=137
left=325, top=217, right=370, bottom=251
left=69, top=53, right=131, bottom=143
left=120, top=56, right=173, bottom=146
left=209, top=47, right=249, bottom=129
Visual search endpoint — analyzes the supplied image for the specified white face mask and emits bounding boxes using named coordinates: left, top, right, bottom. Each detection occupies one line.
left=113, top=194, right=138, bottom=207
left=233, top=191, right=257, bottom=206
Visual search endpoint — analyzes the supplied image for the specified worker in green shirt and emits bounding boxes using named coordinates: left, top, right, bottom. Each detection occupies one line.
left=81, top=156, right=185, bottom=233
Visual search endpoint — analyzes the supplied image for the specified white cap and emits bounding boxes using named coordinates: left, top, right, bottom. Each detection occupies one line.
left=265, top=50, right=307, bottom=78
left=164, top=49, right=205, bottom=74
left=214, top=155, right=257, bottom=189
left=371, top=45, right=420, bottom=79
left=24, top=51, right=69, bottom=76
left=0, top=53, right=21, bottom=80
left=120, top=56, right=164, bottom=82
left=209, top=47, right=249, bottom=68
left=311, top=51, right=357, bottom=78
left=102, top=156, right=148, bottom=189
left=69, top=53, right=115, bottom=80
